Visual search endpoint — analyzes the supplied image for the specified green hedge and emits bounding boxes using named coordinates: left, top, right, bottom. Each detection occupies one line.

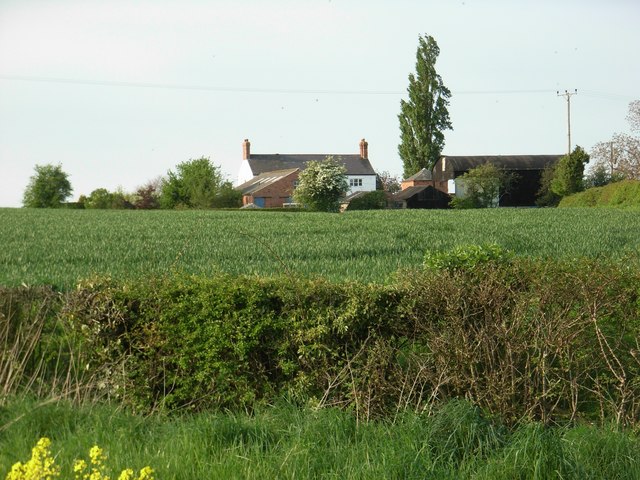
left=3, top=257, right=640, bottom=425
left=559, top=179, right=640, bottom=207
left=345, top=190, right=387, bottom=210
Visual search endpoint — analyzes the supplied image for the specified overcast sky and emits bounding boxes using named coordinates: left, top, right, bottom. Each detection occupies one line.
left=1, top=0, right=638, bottom=207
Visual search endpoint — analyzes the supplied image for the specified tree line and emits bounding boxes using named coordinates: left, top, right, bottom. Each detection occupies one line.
left=22, top=157, right=242, bottom=210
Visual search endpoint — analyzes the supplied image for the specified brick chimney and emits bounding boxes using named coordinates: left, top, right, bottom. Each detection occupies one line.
left=242, top=139, right=251, bottom=160
left=359, top=138, right=368, bottom=159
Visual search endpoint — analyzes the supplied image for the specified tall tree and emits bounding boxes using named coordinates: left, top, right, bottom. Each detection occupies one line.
left=590, top=100, right=640, bottom=181
left=293, top=156, right=349, bottom=212
left=398, top=34, right=452, bottom=179
left=551, top=146, right=590, bottom=197
left=22, top=164, right=72, bottom=208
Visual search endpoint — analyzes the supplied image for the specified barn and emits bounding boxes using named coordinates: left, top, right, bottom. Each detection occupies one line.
left=395, top=155, right=562, bottom=208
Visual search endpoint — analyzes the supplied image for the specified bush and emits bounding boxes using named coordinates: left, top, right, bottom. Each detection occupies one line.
left=345, top=191, right=387, bottom=210
left=63, top=275, right=399, bottom=414
left=449, top=163, right=515, bottom=209
left=423, top=243, right=512, bottom=271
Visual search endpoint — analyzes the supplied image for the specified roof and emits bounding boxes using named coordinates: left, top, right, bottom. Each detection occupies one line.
left=236, top=168, right=299, bottom=195
left=247, top=154, right=376, bottom=176
left=441, top=155, right=562, bottom=171
left=393, top=185, right=429, bottom=201
left=341, top=190, right=368, bottom=203
left=405, top=168, right=433, bottom=181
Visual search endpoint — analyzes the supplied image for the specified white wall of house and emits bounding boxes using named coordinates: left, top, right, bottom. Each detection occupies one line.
left=236, top=160, right=254, bottom=186
left=347, top=175, right=377, bottom=195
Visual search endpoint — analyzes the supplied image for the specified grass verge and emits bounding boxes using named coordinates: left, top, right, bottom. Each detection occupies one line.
left=1, top=397, right=639, bottom=479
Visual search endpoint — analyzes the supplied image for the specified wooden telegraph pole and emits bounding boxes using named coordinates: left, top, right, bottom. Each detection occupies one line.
left=557, top=89, right=578, bottom=156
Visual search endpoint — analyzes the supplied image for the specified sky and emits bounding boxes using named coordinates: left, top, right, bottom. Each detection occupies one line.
left=0, top=0, right=638, bottom=207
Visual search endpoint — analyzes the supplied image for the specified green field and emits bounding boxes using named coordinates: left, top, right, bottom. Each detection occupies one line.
left=1, top=207, right=639, bottom=287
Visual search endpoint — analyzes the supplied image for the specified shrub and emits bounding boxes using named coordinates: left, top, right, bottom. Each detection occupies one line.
left=64, top=275, right=399, bottom=414
left=449, top=163, right=516, bottom=209
left=345, top=191, right=387, bottom=210
left=397, top=256, right=640, bottom=425
left=293, top=157, right=349, bottom=212
left=423, top=243, right=512, bottom=271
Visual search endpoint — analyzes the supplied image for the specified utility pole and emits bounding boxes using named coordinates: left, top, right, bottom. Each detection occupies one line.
left=609, top=141, right=616, bottom=176
left=557, top=89, right=578, bottom=156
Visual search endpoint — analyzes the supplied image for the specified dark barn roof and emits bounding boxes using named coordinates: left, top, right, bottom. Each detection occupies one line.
left=442, top=155, right=562, bottom=172
left=248, top=154, right=376, bottom=176
left=393, top=185, right=429, bottom=201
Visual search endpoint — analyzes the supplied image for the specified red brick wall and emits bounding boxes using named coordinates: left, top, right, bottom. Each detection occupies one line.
left=243, top=171, right=299, bottom=208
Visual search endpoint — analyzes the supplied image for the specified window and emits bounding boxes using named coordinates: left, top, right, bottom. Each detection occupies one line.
left=349, top=178, right=363, bottom=187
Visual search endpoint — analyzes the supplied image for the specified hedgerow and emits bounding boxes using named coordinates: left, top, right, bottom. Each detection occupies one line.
left=2, top=256, right=640, bottom=425
left=559, top=179, right=640, bottom=207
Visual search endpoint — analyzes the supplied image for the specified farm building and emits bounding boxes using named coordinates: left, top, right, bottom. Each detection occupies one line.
left=395, top=155, right=562, bottom=208
left=236, top=168, right=299, bottom=208
left=394, top=168, right=450, bottom=209
left=236, top=139, right=377, bottom=207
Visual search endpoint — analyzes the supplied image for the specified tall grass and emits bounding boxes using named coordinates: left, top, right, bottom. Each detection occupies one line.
left=0, top=287, right=95, bottom=404
left=1, top=398, right=639, bottom=479
left=2, top=208, right=640, bottom=287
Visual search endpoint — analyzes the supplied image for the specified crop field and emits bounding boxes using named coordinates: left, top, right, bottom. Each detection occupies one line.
left=1, top=207, right=639, bottom=287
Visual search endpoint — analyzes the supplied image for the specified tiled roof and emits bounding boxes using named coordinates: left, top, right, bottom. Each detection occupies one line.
left=236, top=168, right=298, bottom=195
left=248, top=154, right=376, bottom=176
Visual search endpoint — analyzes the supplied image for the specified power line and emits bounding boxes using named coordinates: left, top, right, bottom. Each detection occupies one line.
left=0, top=74, right=402, bottom=95
left=0, top=74, right=634, bottom=101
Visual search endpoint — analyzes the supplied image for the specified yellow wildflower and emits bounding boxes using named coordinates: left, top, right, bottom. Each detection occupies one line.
left=4, top=437, right=61, bottom=480
left=136, top=467, right=154, bottom=480
left=6, top=439, right=154, bottom=480
left=89, top=445, right=107, bottom=467
left=117, top=469, right=134, bottom=480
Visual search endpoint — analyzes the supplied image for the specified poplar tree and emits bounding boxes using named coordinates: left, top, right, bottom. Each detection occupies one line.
left=398, top=35, right=452, bottom=178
